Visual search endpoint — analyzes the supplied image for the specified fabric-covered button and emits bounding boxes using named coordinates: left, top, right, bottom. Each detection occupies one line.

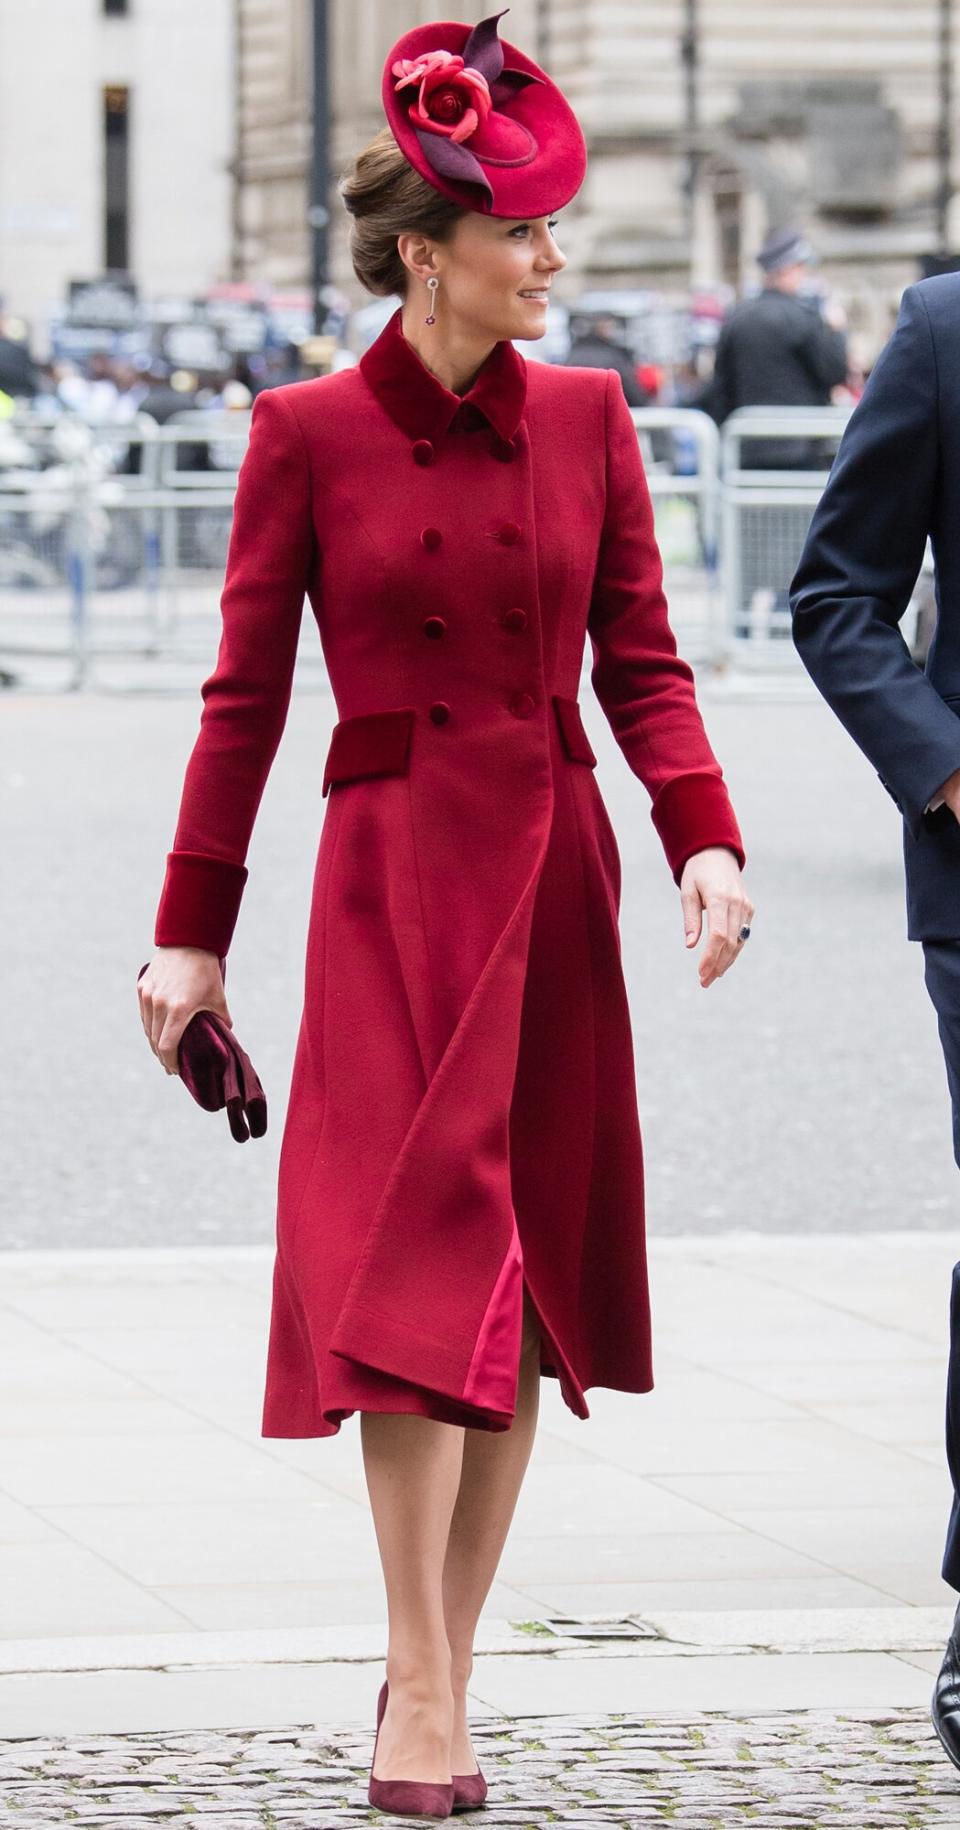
left=510, top=691, right=535, bottom=719
left=429, top=700, right=451, bottom=724
left=501, top=607, right=527, bottom=633
left=421, top=526, right=442, bottom=549
left=491, top=435, right=516, bottom=462
left=412, top=439, right=434, bottom=466
left=423, top=616, right=446, bottom=639
left=498, top=521, right=521, bottom=544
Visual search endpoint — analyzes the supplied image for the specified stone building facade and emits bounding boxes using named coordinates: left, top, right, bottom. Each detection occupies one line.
left=236, top=1, right=959, bottom=348
left=0, top=0, right=234, bottom=349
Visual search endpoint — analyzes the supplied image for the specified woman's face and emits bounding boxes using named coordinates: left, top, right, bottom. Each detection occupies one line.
left=424, top=211, right=567, bottom=343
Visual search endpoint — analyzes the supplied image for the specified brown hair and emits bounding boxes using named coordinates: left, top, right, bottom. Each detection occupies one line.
left=338, top=127, right=467, bottom=299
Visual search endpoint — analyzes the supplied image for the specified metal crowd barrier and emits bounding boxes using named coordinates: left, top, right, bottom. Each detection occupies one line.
left=0, top=409, right=323, bottom=691
left=0, top=397, right=885, bottom=691
left=718, top=405, right=853, bottom=669
left=630, top=406, right=721, bottom=665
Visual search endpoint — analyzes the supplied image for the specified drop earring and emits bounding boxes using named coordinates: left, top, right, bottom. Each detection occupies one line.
left=424, top=275, right=439, bottom=325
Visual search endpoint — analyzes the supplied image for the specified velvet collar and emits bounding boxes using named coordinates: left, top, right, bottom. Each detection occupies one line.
left=358, top=306, right=527, bottom=445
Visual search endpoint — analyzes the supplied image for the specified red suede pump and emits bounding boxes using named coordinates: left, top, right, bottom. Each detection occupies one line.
left=368, top=1680, right=455, bottom=1819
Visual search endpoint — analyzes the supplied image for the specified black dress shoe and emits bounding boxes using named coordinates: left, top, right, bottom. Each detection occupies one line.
left=932, top=1599, right=960, bottom=1770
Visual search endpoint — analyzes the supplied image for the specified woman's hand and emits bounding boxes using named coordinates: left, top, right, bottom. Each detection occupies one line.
left=137, top=946, right=232, bottom=1075
left=680, top=847, right=755, bottom=988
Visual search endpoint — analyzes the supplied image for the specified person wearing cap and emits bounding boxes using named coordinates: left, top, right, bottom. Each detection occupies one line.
left=138, top=9, right=751, bottom=1814
left=705, top=226, right=848, bottom=468
left=791, top=269, right=960, bottom=1778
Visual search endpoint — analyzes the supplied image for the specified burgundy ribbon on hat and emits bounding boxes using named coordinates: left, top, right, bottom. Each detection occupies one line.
left=137, top=961, right=267, bottom=1143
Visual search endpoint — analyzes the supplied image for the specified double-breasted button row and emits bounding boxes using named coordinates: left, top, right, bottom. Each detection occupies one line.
left=412, top=439, right=434, bottom=466
left=421, top=522, right=521, bottom=548
left=422, top=608, right=527, bottom=640
left=427, top=694, right=536, bottom=724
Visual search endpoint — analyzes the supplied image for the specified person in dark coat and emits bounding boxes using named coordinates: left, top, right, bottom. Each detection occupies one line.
left=138, top=10, right=752, bottom=1816
left=790, top=272, right=960, bottom=1776
left=564, top=315, right=654, bottom=407
left=0, top=307, right=39, bottom=400
left=704, top=228, right=848, bottom=467
left=705, top=229, right=850, bottom=633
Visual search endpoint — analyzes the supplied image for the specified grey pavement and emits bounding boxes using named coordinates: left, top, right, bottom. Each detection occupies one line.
left=6, top=661, right=960, bottom=1822
left=0, top=1232, right=958, bottom=1730
left=2, top=663, right=958, bottom=1247
left=3, top=1234, right=960, bottom=1819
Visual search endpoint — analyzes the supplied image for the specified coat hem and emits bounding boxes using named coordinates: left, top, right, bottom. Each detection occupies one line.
left=261, top=1391, right=517, bottom=1439
left=258, top=1364, right=655, bottom=1440
left=329, top=1301, right=484, bottom=1397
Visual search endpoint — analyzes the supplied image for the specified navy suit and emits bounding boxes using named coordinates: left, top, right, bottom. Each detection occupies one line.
left=791, top=272, right=960, bottom=1590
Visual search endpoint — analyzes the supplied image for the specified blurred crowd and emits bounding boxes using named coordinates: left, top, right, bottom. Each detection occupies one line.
left=0, top=225, right=864, bottom=463
left=0, top=330, right=317, bottom=427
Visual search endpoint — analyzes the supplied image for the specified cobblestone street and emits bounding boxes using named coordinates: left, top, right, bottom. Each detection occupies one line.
left=2, top=1708, right=957, bottom=1827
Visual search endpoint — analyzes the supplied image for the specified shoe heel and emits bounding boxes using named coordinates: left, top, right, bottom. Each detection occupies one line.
left=451, top=1766, right=488, bottom=1810
left=368, top=1677, right=455, bottom=1819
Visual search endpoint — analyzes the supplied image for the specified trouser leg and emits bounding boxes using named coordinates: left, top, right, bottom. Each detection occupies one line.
left=921, top=942, right=960, bottom=1591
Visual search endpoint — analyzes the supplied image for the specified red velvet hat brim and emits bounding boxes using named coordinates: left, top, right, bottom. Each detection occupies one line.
left=383, top=15, right=587, bottom=218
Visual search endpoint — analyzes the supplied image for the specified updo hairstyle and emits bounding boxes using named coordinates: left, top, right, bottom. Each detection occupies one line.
left=338, top=126, right=467, bottom=298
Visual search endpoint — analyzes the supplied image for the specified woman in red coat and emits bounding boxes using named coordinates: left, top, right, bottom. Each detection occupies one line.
left=138, top=10, right=752, bottom=1817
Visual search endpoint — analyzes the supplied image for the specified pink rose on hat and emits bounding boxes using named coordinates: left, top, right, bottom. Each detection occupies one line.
left=392, top=50, right=492, bottom=144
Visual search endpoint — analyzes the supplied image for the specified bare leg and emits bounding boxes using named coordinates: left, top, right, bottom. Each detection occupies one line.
left=442, top=1287, right=543, bottom=1773
left=360, top=1408, right=464, bottom=1782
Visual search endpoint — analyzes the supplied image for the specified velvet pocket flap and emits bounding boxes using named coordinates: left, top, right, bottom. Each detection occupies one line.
left=322, top=707, right=417, bottom=796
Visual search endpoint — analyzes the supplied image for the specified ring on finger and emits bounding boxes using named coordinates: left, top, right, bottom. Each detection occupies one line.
left=737, top=923, right=752, bottom=944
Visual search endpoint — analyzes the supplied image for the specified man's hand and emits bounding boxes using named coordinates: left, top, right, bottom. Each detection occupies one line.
left=934, top=766, right=960, bottom=821
left=680, top=847, right=755, bottom=989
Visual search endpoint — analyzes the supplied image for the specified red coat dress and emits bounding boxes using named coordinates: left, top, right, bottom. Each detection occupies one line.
left=154, top=306, right=745, bottom=1438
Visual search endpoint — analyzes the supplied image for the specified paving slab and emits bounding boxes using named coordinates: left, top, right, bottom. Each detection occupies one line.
left=2, top=1236, right=960, bottom=1753
left=3, top=1236, right=959, bottom=1656
left=0, top=1606, right=952, bottom=1736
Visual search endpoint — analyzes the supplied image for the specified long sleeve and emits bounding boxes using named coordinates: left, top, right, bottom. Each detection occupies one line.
left=799, top=314, right=848, bottom=395
left=791, top=283, right=960, bottom=839
left=153, top=386, right=315, bottom=955
left=587, top=367, right=745, bottom=882
left=701, top=321, right=733, bottom=425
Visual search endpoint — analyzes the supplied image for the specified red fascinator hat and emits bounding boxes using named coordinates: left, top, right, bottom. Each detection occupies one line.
left=382, top=7, right=586, bottom=217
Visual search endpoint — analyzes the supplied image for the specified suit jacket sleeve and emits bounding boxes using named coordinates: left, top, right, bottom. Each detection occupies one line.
left=153, top=386, right=315, bottom=955
left=587, top=368, right=745, bottom=883
left=791, top=283, right=960, bottom=838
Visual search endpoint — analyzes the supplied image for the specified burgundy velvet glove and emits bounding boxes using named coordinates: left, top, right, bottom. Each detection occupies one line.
left=137, top=964, right=267, bottom=1143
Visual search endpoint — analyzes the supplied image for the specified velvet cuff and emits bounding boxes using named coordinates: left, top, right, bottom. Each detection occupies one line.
left=650, top=773, right=747, bottom=885
left=154, top=850, right=249, bottom=957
